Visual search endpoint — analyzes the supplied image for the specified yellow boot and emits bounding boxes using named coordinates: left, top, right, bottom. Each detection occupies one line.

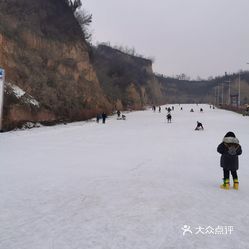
left=220, top=179, right=230, bottom=190
left=233, top=179, right=239, bottom=190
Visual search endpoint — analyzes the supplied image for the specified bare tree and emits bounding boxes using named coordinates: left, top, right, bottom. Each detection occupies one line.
left=74, top=9, right=92, bottom=41
left=176, top=73, right=190, bottom=81
left=65, top=0, right=82, bottom=12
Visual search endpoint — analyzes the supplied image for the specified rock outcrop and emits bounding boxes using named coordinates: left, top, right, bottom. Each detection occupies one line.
left=93, top=44, right=166, bottom=110
left=0, top=0, right=111, bottom=130
left=2, top=1, right=249, bottom=131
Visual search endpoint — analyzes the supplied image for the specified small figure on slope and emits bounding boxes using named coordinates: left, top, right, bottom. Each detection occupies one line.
left=96, top=114, right=101, bottom=123
left=217, top=132, right=242, bottom=190
left=102, top=112, right=107, bottom=124
left=167, top=113, right=172, bottom=123
left=195, top=121, right=204, bottom=130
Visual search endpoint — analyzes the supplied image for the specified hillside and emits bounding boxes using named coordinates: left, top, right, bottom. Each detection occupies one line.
left=0, top=0, right=111, bottom=130
left=156, top=75, right=215, bottom=104
left=93, top=44, right=166, bottom=110
left=209, top=72, right=249, bottom=105
left=0, top=0, right=169, bottom=131
left=1, top=1, right=249, bottom=130
left=156, top=72, right=249, bottom=106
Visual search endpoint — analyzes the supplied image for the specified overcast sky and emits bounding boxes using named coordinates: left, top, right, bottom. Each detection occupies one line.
left=83, top=0, right=249, bottom=79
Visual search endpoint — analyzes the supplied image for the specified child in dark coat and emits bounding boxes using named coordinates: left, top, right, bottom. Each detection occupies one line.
left=217, top=132, right=242, bottom=190
left=166, top=113, right=172, bottom=123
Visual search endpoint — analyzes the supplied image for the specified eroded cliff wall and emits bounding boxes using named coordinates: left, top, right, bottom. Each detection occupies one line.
left=0, top=0, right=111, bottom=129
left=93, top=45, right=166, bottom=110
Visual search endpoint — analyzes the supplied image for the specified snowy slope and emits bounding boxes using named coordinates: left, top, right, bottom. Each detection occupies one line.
left=1, top=104, right=249, bottom=249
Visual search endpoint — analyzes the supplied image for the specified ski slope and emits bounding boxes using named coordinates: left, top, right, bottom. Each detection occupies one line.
left=1, top=104, right=249, bottom=249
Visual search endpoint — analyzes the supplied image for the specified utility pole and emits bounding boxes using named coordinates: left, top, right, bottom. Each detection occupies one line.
left=0, top=68, right=5, bottom=131
left=224, top=79, right=231, bottom=105
left=214, top=87, right=217, bottom=105
left=217, top=83, right=220, bottom=106
left=228, top=80, right=231, bottom=105
left=238, top=72, right=241, bottom=106
left=224, top=72, right=231, bottom=105
left=221, top=83, right=224, bottom=105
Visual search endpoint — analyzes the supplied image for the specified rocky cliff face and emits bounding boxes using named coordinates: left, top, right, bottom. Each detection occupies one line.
left=0, top=0, right=111, bottom=130
left=2, top=1, right=248, bottom=131
left=93, top=45, right=166, bottom=110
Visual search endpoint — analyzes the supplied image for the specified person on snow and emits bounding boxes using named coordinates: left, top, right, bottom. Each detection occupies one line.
left=96, top=114, right=101, bottom=123
left=102, top=112, right=107, bottom=124
left=159, top=106, right=161, bottom=113
left=195, top=121, right=204, bottom=130
left=117, top=110, right=121, bottom=118
left=167, top=113, right=172, bottom=123
left=217, top=132, right=242, bottom=190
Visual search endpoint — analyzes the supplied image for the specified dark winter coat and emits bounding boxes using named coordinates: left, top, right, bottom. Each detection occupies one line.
left=217, top=136, right=242, bottom=171
left=167, top=114, right=172, bottom=119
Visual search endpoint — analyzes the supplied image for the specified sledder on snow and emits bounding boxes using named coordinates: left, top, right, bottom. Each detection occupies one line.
left=117, top=114, right=126, bottom=120
left=195, top=121, right=204, bottom=130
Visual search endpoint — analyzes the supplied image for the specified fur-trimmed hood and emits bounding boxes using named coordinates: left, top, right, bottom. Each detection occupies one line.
left=223, top=137, right=240, bottom=144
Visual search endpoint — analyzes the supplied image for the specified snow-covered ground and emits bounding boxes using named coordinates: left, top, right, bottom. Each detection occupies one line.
left=1, top=104, right=249, bottom=249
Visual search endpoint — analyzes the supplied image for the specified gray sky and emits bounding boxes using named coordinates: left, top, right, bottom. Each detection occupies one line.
left=83, top=0, right=249, bottom=79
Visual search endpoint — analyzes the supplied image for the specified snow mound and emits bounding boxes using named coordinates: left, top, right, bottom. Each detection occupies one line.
left=7, top=82, right=40, bottom=107
left=11, top=84, right=26, bottom=98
